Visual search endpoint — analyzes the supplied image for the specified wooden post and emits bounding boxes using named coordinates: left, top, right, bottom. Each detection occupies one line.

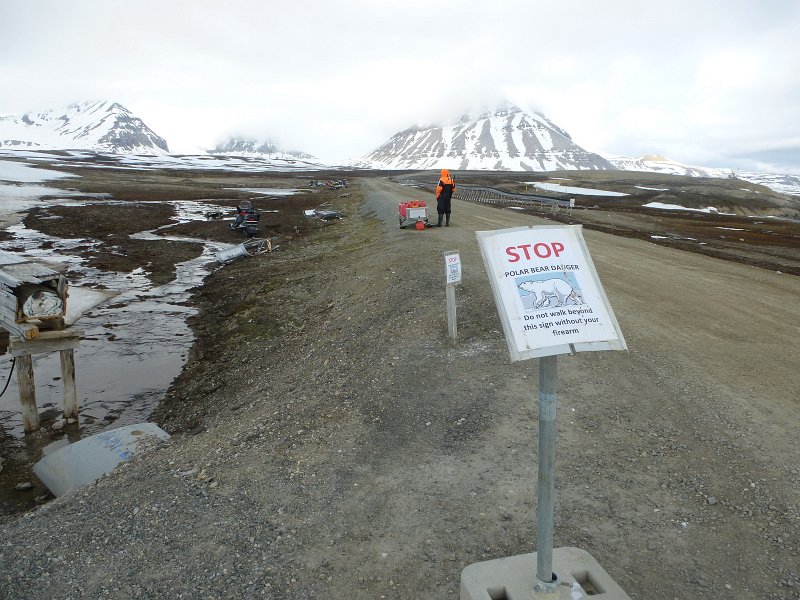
left=16, top=354, right=38, bottom=432
left=8, top=329, right=83, bottom=433
left=60, top=348, right=78, bottom=419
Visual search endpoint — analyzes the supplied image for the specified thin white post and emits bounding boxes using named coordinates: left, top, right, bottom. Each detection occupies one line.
left=443, top=251, right=462, bottom=344
left=446, top=283, right=457, bottom=342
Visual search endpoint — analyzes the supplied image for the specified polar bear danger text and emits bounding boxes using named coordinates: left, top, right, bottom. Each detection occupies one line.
left=476, top=225, right=627, bottom=360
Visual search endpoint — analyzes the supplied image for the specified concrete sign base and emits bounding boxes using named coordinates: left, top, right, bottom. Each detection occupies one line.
left=460, top=547, right=630, bottom=600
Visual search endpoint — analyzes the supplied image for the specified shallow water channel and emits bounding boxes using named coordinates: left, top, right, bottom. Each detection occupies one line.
left=0, top=195, right=233, bottom=513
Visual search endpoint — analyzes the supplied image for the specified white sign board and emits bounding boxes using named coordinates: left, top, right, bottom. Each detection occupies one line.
left=445, top=251, right=462, bottom=284
left=476, top=225, right=626, bottom=361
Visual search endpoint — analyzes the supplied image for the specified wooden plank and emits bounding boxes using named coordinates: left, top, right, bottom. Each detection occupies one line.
left=1, top=267, right=43, bottom=285
left=9, top=329, right=82, bottom=357
left=57, top=275, right=67, bottom=299
left=16, top=354, right=39, bottom=432
left=10, top=337, right=79, bottom=356
left=0, top=299, right=15, bottom=318
left=0, top=271, right=23, bottom=288
left=0, top=319, right=39, bottom=341
left=4, top=262, right=61, bottom=279
left=0, top=292, right=19, bottom=312
left=0, top=302, right=19, bottom=322
left=18, top=328, right=83, bottom=341
left=60, top=349, right=78, bottom=419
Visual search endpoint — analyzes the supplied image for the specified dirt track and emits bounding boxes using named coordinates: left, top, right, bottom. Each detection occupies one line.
left=1, top=177, right=799, bottom=599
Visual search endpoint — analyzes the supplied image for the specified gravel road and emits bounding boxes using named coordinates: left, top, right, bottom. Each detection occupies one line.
left=1, top=177, right=798, bottom=599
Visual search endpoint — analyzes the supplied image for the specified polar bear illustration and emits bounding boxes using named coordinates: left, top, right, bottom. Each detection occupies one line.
left=518, top=278, right=584, bottom=309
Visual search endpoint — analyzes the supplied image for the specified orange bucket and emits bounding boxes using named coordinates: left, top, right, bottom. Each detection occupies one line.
left=415, top=220, right=426, bottom=230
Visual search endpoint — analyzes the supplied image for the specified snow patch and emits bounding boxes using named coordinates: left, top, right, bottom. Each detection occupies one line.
left=0, top=159, right=77, bottom=183
left=233, top=187, right=302, bottom=196
left=643, top=202, right=729, bottom=214
left=526, top=182, right=628, bottom=196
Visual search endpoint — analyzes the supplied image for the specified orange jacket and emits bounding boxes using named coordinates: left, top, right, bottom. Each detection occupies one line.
left=436, top=169, right=455, bottom=199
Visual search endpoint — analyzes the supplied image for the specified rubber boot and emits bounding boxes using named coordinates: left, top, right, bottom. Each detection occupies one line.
left=445, top=213, right=450, bottom=227
left=436, top=214, right=443, bottom=227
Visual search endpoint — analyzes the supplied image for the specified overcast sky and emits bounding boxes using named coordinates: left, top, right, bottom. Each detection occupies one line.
left=2, top=0, right=799, bottom=173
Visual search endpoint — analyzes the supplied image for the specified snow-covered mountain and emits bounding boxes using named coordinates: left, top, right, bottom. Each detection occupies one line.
left=362, top=102, right=615, bottom=171
left=606, top=154, right=733, bottom=178
left=607, top=154, right=800, bottom=196
left=0, top=101, right=169, bottom=155
left=736, top=172, right=800, bottom=196
left=209, top=137, right=316, bottom=160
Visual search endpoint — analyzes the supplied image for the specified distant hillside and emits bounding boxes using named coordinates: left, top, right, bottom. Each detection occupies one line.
left=607, top=154, right=800, bottom=196
left=0, top=100, right=169, bottom=154
left=362, top=102, right=615, bottom=171
left=210, top=137, right=316, bottom=160
left=606, top=154, right=732, bottom=178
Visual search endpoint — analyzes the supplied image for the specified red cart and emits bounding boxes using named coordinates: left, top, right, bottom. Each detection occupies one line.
left=398, top=200, right=431, bottom=230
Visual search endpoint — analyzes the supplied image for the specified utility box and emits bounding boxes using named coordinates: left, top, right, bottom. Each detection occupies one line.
left=0, top=250, right=68, bottom=339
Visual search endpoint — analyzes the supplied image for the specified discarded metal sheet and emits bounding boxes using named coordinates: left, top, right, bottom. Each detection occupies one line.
left=304, top=208, right=342, bottom=220
left=33, top=422, right=170, bottom=496
left=216, top=238, right=274, bottom=264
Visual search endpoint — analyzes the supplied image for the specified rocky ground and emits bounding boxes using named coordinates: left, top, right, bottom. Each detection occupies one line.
left=1, top=167, right=799, bottom=599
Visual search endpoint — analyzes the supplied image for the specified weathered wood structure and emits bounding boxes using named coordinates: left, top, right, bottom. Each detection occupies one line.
left=0, top=250, right=81, bottom=432
left=0, top=250, right=68, bottom=338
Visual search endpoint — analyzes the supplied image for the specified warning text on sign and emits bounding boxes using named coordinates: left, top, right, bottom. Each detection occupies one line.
left=476, top=225, right=627, bottom=360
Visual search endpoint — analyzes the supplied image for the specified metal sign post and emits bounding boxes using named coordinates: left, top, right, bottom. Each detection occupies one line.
left=444, top=251, right=461, bottom=342
left=472, top=225, right=627, bottom=598
left=535, top=354, right=559, bottom=593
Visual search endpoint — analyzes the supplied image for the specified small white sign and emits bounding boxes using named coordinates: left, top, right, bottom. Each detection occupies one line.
left=476, top=225, right=626, bottom=361
left=444, top=251, right=462, bottom=284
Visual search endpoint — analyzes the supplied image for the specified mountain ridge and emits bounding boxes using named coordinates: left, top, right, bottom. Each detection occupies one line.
left=2, top=100, right=798, bottom=196
left=0, top=100, right=169, bottom=155
left=605, top=154, right=800, bottom=196
left=209, top=137, right=316, bottom=160
left=362, top=102, right=615, bottom=171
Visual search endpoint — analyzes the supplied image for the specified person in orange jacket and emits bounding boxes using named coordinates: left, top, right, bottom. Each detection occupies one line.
left=435, top=168, right=456, bottom=227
